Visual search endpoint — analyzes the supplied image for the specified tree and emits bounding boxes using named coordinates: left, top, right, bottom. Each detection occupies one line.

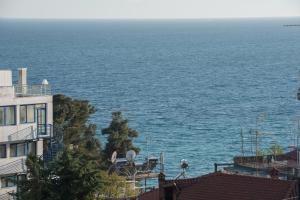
left=268, top=144, right=284, bottom=156
left=16, top=154, right=56, bottom=200
left=53, top=94, right=102, bottom=165
left=50, top=148, right=103, bottom=200
left=17, top=148, right=104, bottom=200
left=53, top=94, right=96, bottom=144
left=102, top=112, right=140, bottom=162
left=97, top=171, right=137, bottom=199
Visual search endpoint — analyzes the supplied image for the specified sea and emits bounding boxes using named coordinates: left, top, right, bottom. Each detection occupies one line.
left=1, top=17, right=300, bottom=178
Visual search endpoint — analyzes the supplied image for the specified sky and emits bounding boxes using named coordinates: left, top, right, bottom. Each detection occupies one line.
left=0, top=0, right=299, bottom=19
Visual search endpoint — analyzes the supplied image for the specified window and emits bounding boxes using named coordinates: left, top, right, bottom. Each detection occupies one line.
left=0, top=106, right=15, bottom=126
left=27, top=142, right=36, bottom=155
left=10, top=143, right=25, bottom=157
left=10, top=144, right=17, bottom=157
left=0, top=144, right=6, bottom=158
left=36, top=104, right=46, bottom=109
left=1, top=176, right=17, bottom=188
left=0, top=107, right=4, bottom=126
left=17, top=143, right=25, bottom=156
left=20, top=105, right=35, bottom=124
left=10, top=142, right=36, bottom=157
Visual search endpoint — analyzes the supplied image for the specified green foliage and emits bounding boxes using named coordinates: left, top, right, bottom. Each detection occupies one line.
left=50, top=148, right=103, bottom=200
left=17, top=96, right=140, bottom=200
left=53, top=94, right=96, bottom=145
left=102, top=111, right=140, bottom=162
left=53, top=94, right=102, bottom=164
left=17, top=149, right=103, bottom=200
left=268, top=144, right=284, bottom=156
left=97, top=171, right=137, bottom=199
left=16, top=154, right=56, bottom=200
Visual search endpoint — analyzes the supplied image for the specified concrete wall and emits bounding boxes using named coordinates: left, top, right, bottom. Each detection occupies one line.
left=0, top=70, right=12, bottom=87
left=0, top=96, right=53, bottom=143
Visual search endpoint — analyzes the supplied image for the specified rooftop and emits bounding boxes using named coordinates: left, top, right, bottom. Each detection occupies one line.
left=0, top=68, right=51, bottom=97
left=140, top=172, right=297, bottom=200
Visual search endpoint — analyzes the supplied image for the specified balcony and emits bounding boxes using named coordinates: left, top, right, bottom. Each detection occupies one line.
left=0, top=84, right=51, bottom=98
left=14, top=84, right=51, bottom=97
left=0, top=158, right=26, bottom=176
left=8, top=124, right=53, bottom=142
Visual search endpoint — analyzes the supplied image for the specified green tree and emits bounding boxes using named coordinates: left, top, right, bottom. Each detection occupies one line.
left=97, top=171, right=137, bottom=199
left=50, top=148, right=103, bottom=200
left=53, top=94, right=102, bottom=164
left=268, top=144, right=284, bottom=156
left=16, top=154, right=56, bottom=200
left=17, top=96, right=141, bottom=200
left=102, top=112, right=140, bottom=162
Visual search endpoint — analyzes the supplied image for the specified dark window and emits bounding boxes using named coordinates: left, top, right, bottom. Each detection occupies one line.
left=1, top=176, right=17, bottom=188
left=17, top=174, right=26, bottom=182
left=0, top=106, right=16, bottom=126
left=0, top=144, right=6, bottom=158
left=27, top=142, right=36, bottom=155
left=10, top=144, right=17, bottom=157
left=10, top=142, right=36, bottom=157
left=20, top=105, right=35, bottom=124
left=0, top=107, right=4, bottom=126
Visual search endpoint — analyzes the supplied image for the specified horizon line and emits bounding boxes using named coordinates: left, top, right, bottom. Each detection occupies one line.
left=1, top=15, right=300, bottom=21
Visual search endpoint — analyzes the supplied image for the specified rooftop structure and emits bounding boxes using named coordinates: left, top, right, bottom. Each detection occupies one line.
left=139, top=172, right=298, bottom=200
left=0, top=68, right=53, bottom=198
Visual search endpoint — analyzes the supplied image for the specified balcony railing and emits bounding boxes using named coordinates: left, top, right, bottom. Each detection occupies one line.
left=0, top=193, right=15, bottom=200
left=8, top=126, right=35, bottom=142
left=0, top=158, right=26, bottom=176
left=14, top=84, right=51, bottom=97
left=37, top=124, right=53, bottom=138
left=8, top=124, right=53, bottom=142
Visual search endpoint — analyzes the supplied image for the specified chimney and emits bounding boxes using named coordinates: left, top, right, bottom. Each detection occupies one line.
left=18, top=68, right=27, bottom=95
left=158, top=172, right=166, bottom=200
left=18, top=68, right=27, bottom=86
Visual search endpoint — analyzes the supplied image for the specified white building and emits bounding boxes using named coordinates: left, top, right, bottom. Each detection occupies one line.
left=0, top=68, right=53, bottom=197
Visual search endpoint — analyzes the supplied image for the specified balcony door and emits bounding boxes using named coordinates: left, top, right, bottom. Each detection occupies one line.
left=37, top=107, right=46, bottom=136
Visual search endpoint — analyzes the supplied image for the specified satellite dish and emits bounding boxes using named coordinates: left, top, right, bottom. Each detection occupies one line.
left=42, top=79, right=49, bottom=85
left=126, top=150, right=136, bottom=162
left=180, top=159, right=189, bottom=169
left=111, top=151, right=117, bottom=164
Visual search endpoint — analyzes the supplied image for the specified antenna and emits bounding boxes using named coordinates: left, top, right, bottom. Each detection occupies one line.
left=175, top=159, right=189, bottom=179
left=240, top=128, right=244, bottom=157
left=297, top=70, right=300, bottom=101
left=111, top=151, right=117, bottom=164
left=180, top=159, right=189, bottom=170
left=126, top=150, right=137, bottom=162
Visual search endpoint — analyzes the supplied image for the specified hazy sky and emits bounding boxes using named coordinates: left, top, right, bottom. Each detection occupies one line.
left=0, top=0, right=299, bottom=19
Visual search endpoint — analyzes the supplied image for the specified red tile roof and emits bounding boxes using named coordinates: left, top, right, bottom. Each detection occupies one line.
left=140, top=172, right=297, bottom=200
left=285, top=149, right=298, bottom=161
left=177, top=172, right=297, bottom=200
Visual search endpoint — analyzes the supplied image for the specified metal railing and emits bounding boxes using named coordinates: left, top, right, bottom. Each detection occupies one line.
left=0, top=159, right=26, bottom=176
left=37, top=124, right=53, bottom=138
left=0, top=192, right=15, bottom=200
left=8, top=124, right=53, bottom=142
left=14, top=84, right=51, bottom=97
left=8, top=126, right=35, bottom=142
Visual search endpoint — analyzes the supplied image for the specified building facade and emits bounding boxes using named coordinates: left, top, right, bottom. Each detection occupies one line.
left=0, top=68, right=52, bottom=197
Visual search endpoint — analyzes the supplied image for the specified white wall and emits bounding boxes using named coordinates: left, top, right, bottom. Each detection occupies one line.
left=0, top=70, right=12, bottom=87
left=0, top=96, right=53, bottom=143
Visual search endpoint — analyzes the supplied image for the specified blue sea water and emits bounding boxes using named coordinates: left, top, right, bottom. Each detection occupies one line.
left=1, top=18, right=300, bottom=178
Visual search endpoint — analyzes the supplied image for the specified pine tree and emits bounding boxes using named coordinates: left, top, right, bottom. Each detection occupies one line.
left=102, top=112, right=140, bottom=162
